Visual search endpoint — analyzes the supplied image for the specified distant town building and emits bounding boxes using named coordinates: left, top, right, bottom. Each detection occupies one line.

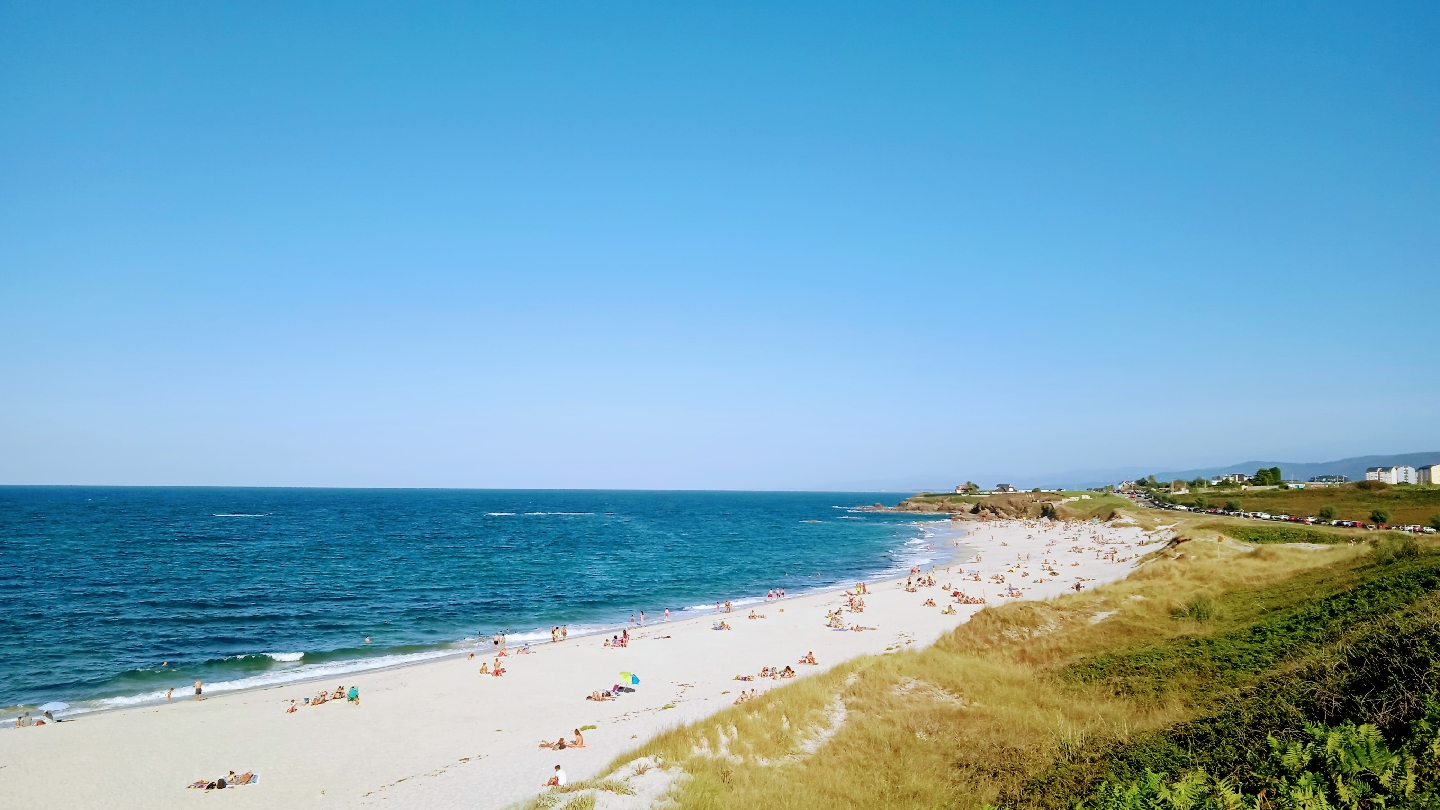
left=1309, top=475, right=1348, bottom=485
left=994, top=484, right=1017, bottom=493
left=1210, top=473, right=1249, bottom=485
left=1419, top=465, right=1440, bottom=485
left=1367, top=466, right=1417, bottom=485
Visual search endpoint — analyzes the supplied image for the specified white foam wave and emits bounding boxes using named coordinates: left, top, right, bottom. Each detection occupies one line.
left=213, top=513, right=269, bottom=517
left=486, top=512, right=516, bottom=516
left=265, top=652, right=304, bottom=662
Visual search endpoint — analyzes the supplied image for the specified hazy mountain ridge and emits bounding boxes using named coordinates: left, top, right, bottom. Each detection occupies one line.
left=1149, top=452, right=1440, bottom=485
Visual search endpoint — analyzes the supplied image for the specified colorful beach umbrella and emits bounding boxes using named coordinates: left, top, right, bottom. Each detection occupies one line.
left=619, top=672, right=639, bottom=685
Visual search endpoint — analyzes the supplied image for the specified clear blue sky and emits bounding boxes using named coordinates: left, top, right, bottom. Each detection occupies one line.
left=2, top=2, right=1437, bottom=490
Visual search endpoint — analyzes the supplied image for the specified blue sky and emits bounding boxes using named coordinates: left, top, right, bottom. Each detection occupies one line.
left=2, top=2, right=1437, bottom=490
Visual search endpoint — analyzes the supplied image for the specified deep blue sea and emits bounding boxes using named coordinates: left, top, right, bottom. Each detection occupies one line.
left=0, top=487, right=956, bottom=718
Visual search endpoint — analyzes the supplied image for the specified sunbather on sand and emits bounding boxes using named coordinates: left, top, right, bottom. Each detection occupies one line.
left=331, top=686, right=345, bottom=700
left=570, top=729, right=587, bottom=748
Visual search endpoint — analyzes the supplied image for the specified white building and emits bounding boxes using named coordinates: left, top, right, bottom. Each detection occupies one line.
left=994, top=483, right=1017, bottom=493
left=1419, top=465, right=1440, bottom=485
left=1367, top=466, right=1417, bottom=484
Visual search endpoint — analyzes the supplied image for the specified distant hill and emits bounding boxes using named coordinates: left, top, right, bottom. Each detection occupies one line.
left=1149, top=452, right=1440, bottom=484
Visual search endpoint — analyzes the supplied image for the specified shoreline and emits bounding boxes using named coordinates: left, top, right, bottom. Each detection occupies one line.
left=0, top=518, right=1154, bottom=810
left=1, top=518, right=966, bottom=725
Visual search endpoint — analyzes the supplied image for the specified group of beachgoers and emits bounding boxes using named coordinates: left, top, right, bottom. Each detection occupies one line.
left=549, top=625, right=569, bottom=642
left=187, top=770, right=257, bottom=790
left=11, top=709, right=59, bottom=728
left=604, top=628, right=631, bottom=647
left=286, top=685, right=358, bottom=712
left=468, top=651, right=508, bottom=677
left=904, top=571, right=936, bottom=593
left=538, top=728, right=588, bottom=750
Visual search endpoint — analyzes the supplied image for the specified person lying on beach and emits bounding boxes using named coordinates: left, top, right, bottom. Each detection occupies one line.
left=586, top=691, right=613, bottom=701
left=331, top=686, right=345, bottom=700
left=713, top=621, right=731, bottom=630
left=539, top=737, right=567, bottom=750
left=780, top=666, right=796, bottom=678
left=940, top=605, right=957, bottom=615
left=802, top=651, right=818, bottom=665
left=735, top=674, right=753, bottom=681
left=923, top=598, right=936, bottom=607
left=747, top=610, right=765, bottom=619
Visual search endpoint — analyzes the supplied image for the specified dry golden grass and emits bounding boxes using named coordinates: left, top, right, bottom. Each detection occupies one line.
left=532, top=536, right=1364, bottom=810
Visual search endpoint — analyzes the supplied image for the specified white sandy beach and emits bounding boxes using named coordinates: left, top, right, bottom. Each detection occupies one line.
left=0, top=518, right=1158, bottom=810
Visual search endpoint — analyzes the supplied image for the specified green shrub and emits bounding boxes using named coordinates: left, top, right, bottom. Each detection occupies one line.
left=1224, top=500, right=1241, bottom=512
left=1318, top=505, right=1336, bottom=521
left=1218, top=524, right=1346, bottom=545
left=1082, top=712, right=1440, bottom=810
left=1372, top=508, right=1391, bottom=525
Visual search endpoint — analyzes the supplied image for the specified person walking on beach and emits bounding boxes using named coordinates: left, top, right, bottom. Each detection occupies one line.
left=166, top=688, right=173, bottom=702
left=194, top=680, right=203, bottom=701
left=639, top=610, right=645, bottom=626
left=630, top=613, right=636, bottom=627
left=562, top=625, right=567, bottom=640
left=664, top=608, right=670, bottom=622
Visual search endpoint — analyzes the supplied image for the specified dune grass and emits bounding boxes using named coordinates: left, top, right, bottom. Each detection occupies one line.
left=526, top=534, right=1400, bottom=810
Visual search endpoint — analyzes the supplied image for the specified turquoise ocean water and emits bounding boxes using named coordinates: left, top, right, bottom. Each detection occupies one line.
left=0, top=487, right=961, bottom=719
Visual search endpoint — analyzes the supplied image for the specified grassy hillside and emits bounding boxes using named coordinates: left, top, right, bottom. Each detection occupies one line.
left=525, top=526, right=1440, bottom=810
left=1170, top=482, right=1440, bottom=527
left=897, top=491, right=1136, bottom=523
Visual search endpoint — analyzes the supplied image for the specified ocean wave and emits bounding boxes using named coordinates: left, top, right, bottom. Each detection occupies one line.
left=264, top=652, right=304, bottom=662
left=213, top=513, right=269, bottom=517
left=485, top=512, right=516, bottom=516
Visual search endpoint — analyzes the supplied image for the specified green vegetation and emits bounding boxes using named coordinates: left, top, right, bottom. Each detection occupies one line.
left=1373, top=508, right=1393, bottom=525
left=1171, top=482, right=1440, bottom=526
left=1083, top=711, right=1440, bottom=810
left=896, top=491, right=1137, bottom=523
left=539, top=505, right=1440, bottom=810
left=1251, top=466, right=1284, bottom=486
left=1205, top=522, right=1350, bottom=545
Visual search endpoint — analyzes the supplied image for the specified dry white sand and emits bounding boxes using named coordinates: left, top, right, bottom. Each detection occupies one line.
left=0, top=518, right=1158, bottom=810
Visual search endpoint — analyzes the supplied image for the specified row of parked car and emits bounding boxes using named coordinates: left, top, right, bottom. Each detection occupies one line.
left=1124, top=493, right=1438, bottom=534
